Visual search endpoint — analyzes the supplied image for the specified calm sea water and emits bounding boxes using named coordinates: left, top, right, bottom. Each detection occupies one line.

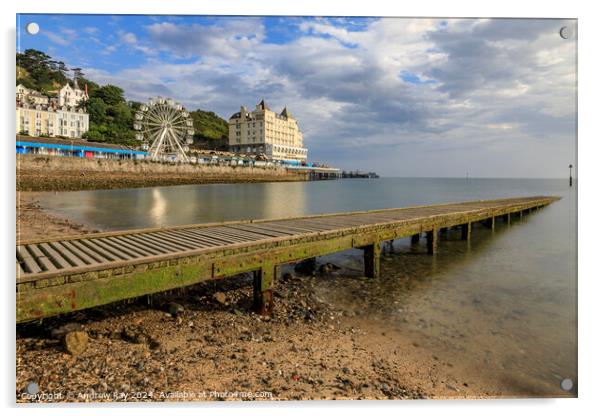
left=36, top=178, right=577, bottom=397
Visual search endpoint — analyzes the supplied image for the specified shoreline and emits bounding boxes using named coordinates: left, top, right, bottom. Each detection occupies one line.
left=17, top=191, right=98, bottom=242
left=16, top=193, right=573, bottom=401
left=17, top=154, right=305, bottom=192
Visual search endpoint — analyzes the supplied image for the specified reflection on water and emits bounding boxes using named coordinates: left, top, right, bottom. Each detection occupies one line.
left=36, top=178, right=577, bottom=397
left=150, top=188, right=168, bottom=227
left=39, top=182, right=314, bottom=230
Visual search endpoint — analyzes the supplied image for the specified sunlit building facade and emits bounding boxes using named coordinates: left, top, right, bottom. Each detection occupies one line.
left=16, top=83, right=89, bottom=138
left=228, top=100, right=308, bottom=162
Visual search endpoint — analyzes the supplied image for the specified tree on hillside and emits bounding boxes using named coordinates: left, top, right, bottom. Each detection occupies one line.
left=190, top=109, right=228, bottom=141
left=82, top=84, right=137, bottom=145
left=71, top=67, right=84, bottom=81
left=16, top=49, right=68, bottom=93
left=93, top=85, right=126, bottom=107
left=85, top=97, right=108, bottom=122
left=76, top=77, right=100, bottom=96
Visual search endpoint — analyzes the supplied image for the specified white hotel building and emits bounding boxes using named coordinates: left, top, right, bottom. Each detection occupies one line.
left=228, top=100, right=308, bottom=163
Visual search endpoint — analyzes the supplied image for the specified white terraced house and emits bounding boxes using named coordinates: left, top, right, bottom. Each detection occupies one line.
left=16, top=82, right=89, bottom=139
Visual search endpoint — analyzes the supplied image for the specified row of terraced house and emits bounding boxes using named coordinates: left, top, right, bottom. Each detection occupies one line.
left=16, top=81, right=89, bottom=139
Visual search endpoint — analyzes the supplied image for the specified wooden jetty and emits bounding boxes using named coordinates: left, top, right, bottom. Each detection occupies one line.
left=16, top=196, right=558, bottom=323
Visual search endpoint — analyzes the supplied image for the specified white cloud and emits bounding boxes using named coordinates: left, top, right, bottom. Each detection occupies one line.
left=101, top=45, right=117, bottom=56
left=81, top=17, right=576, bottom=177
left=43, top=32, right=70, bottom=46
left=120, top=31, right=137, bottom=44
left=145, top=18, right=265, bottom=60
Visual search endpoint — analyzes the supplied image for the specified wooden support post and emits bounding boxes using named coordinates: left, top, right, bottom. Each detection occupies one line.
left=507, top=213, right=511, bottom=224
left=461, top=222, right=472, bottom=240
left=411, top=233, right=420, bottom=244
left=363, top=242, right=381, bottom=278
left=482, top=217, right=495, bottom=229
left=519, top=210, right=523, bottom=219
left=427, top=228, right=438, bottom=254
left=253, top=264, right=277, bottom=315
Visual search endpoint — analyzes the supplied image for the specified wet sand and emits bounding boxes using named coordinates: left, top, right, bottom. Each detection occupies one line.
left=17, top=192, right=98, bottom=241
left=16, top=192, right=573, bottom=401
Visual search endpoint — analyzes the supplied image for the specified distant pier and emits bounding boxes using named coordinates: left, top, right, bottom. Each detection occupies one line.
left=285, top=165, right=341, bottom=180
left=342, top=170, right=379, bottom=178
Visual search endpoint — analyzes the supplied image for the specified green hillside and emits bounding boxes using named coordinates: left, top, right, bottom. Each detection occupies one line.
left=190, top=109, right=228, bottom=141
left=16, top=49, right=68, bottom=95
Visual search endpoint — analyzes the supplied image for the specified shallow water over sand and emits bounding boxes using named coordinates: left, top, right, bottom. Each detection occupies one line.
left=36, top=178, right=577, bottom=397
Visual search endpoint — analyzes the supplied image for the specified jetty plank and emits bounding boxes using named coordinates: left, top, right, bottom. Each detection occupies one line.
left=49, top=242, right=88, bottom=267
left=16, top=196, right=558, bottom=322
left=131, top=234, right=181, bottom=253
left=70, top=240, right=113, bottom=263
left=16, top=246, right=42, bottom=274
left=172, top=230, right=225, bottom=247
left=26, top=244, right=58, bottom=272
left=61, top=240, right=102, bottom=265
left=111, top=235, right=165, bottom=256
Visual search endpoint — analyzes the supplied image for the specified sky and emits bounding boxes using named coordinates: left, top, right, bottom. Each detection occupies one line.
left=16, top=14, right=577, bottom=177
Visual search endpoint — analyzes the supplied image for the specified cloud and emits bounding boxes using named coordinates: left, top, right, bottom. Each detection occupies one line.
left=42, top=27, right=80, bottom=46
left=43, top=32, right=70, bottom=46
left=108, top=30, right=157, bottom=56
left=101, top=45, right=117, bottom=56
left=145, top=18, right=265, bottom=59
left=75, top=17, right=575, bottom=177
left=120, top=31, right=137, bottom=44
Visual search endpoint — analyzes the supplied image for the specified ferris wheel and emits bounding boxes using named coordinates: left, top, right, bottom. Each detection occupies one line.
left=134, top=97, right=194, bottom=161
